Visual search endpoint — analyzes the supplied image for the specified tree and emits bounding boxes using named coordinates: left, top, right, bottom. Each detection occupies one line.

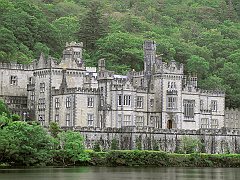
left=179, top=136, right=202, bottom=154
left=33, top=42, right=50, bottom=59
left=58, top=131, right=89, bottom=165
left=186, top=55, right=210, bottom=79
left=199, top=75, right=226, bottom=91
left=95, top=32, right=144, bottom=73
left=49, top=122, right=61, bottom=138
left=0, top=100, right=10, bottom=117
left=52, top=16, right=79, bottom=48
left=1, top=121, right=54, bottom=166
left=0, top=27, right=17, bottom=60
left=77, top=0, right=108, bottom=51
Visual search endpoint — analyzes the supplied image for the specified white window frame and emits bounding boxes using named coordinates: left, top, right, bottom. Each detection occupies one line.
left=136, top=96, right=143, bottom=108
left=40, top=83, right=45, bottom=93
left=38, top=115, right=45, bottom=126
left=167, top=97, right=177, bottom=109
left=30, top=91, right=35, bottom=101
left=211, top=100, right=217, bottom=112
left=55, top=114, right=59, bottom=122
left=183, top=100, right=195, bottom=118
left=200, top=118, right=209, bottom=128
left=87, top=97, right=94, bottom=107
left=200, top=100, right=203, bottom=111
left=66, top=97, right=71, bottom=108
left=10, top=75, right=18, bottom=86
left=118, top=95, right=122, bottom=106
left=211, top=119, right=218, bottom=129
left=55, top=98, right=60, bottom=109
left=66, top=113, right=71, bottom=126
left=135, top=116, right=144, bottom=127
left=123, top=115, right=132, bottom=126
left=87, top=114, right=94, bottom=126
left=123, top=95, right=131, bottom=106
left=38, top=98, right=45, bottom=110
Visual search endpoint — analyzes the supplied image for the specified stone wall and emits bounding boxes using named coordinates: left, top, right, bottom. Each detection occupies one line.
left=225, top=108, right=240, bottom=129
left=64, top=127, right=240, bottom=154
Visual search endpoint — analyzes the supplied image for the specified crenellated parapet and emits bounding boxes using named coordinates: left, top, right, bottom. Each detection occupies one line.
left=130, top=70, right=145, bottom=77
left=162, top=60, right=184, bottom=74
left=65, top=42, right=83, bottom=48
left=0, top=62, right=34, bottom=70
left=62, top=126, right=240, bottom=136
left=182, top=84, right=225, bottom=97
left=199, top=89, right=225, bottom=96
left=52, top=87, right=99, bottom=96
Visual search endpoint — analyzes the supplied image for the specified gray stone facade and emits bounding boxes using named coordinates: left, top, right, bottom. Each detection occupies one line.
left=0, top=40, right=225, bottom=130
left=64, top=127, right=240, bottom=153
left=225, top=108, right=240, bottom=129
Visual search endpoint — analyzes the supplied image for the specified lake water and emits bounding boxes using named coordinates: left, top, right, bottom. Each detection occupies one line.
left=0, top=167, right=240, bottom=180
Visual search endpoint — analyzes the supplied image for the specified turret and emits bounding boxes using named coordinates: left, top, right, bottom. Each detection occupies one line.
left=60, top=42, right=84, bottom=69
left=144, top=40, right=156, bottom=75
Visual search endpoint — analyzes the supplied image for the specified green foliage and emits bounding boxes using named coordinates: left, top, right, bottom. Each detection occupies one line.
left=0, top=121, right=54, bottom=166
left=93, top=141, right=101, bottom=152
left=0, top=100, right=10, bottom=117
left=11, top=114, right=21, bottom=121
left=135, top=137, right=142, bottom=150
left=110, top=138, right=119, bottom=150
left=49, top=122, right=61, bottom=138
left=57, top=131, right=89, bottom=165
left=77, top=0, right=109, bottom=51
left=52, top=16, right=79, bottom=48
left=95, top=32, right=144, bottom=73
left=152, top=139, right=159, bottom=151
left=0, top=110, right=88, bottom=166
left=88, top=151, right=240, bottom=167
left=186, top=55, right=210, bottom=78
left=179, top=136, right=202, bottom=154
left=105, top=150, right=169, bottom=166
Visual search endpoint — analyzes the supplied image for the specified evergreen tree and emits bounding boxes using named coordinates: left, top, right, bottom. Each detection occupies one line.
left=77, top=0, right=108, bottom=51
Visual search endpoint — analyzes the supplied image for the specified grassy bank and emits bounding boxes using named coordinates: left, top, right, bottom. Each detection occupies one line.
left=86, top=150, right=240, bottom=167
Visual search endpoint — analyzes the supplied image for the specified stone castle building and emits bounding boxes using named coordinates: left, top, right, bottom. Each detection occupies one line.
left=0, top=40, right=225, bottom=130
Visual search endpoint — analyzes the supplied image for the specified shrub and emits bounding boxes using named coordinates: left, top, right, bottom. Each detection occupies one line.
left=179, top=136, right=202, bottom=154
left=93, top=141, right=101, bottom=152
left=111, top=138, right=119, bottom=150
left=135, top=137, right=142, bottom=150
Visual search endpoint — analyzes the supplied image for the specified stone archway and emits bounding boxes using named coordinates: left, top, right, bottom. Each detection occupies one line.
left=167, top=120, right=173, bottom=129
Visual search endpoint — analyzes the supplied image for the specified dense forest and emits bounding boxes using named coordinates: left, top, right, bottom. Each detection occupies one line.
left=0, top=0, right=240, bottom=108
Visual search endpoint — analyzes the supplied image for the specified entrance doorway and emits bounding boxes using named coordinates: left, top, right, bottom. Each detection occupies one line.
left=167, top=120, right=173, bottom=129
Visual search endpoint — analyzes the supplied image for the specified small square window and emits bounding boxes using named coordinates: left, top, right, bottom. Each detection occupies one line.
left=10, top=76, right=17, bottom=85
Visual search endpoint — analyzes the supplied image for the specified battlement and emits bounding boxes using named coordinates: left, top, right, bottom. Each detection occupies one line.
left=0, top=62, right=34, bottom=70
left=225, top=107, right=240, bottom=112
left=62, top=126, right=240, bottom=136
left=162, top=60, right=184, bottom=74
left=136, top=86, right=148, bottom=92
left=85, top=73, right=98, bottom=81
left=65, top=41, right=83, bottom=48
left=131, top=70, right=145, bottom=77
left=182, top=86, right=225, bottom=96
left=97, top=70, right=114, bottom=80
left=53, top=87, right=99, bottom=96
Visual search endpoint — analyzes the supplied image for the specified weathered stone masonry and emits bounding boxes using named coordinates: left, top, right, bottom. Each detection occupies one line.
left=62, top=127, right=240, bottom=153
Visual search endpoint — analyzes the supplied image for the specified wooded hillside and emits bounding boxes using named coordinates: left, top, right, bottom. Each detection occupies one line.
left=1, top=0, right=240, bottom=108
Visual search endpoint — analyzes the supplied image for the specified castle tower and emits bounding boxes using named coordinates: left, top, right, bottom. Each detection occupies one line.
left=60, top=42, right=84, bottom=69
left=97, top=58, right=114, bottom=128
left=144, top=40, right=156, bottom=76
